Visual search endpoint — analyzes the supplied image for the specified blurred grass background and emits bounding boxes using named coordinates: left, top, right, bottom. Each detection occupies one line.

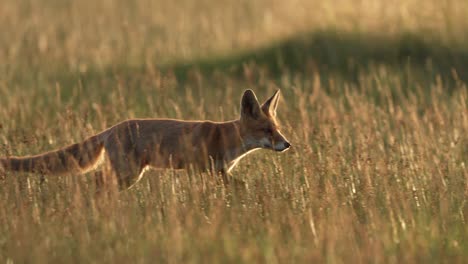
left=0, top=0, right=467, bottom=263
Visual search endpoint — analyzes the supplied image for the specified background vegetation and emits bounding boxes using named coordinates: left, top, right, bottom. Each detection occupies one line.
left=0, top=0, right=466, bottom=263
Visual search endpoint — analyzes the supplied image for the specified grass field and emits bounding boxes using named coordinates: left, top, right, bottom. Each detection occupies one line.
left=0, top=0, right=467, bottom=263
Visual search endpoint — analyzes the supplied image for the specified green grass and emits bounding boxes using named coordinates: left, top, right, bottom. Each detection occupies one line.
left=0, top=0, right=467, bottom=263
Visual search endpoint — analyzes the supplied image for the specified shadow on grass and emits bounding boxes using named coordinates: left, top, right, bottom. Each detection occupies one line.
left=48, top=29, right=468, bottom=98
left=164, top=30, right=468, bottom=84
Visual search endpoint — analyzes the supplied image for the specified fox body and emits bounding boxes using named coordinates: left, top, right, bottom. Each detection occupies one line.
left=0, top=90, right=290, bottom=189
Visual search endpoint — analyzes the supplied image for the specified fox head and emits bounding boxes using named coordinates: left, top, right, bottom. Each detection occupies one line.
left=239, top=89, right=291, bottom=152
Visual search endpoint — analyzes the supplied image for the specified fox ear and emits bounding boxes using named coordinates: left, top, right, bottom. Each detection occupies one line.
left=261, top=89, right=281, bottom=117
left=241, top=89, right=262, bottom=120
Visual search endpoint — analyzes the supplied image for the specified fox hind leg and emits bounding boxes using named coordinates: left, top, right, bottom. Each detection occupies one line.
left=92, top=150, right=145, bottom=192
left=114, top=164, right=145, bottom=190
left=106, top=151, right=145, bottom=190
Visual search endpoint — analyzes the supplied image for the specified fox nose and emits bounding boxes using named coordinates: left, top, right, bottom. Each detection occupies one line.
left=273, top=141, right=291, bottom=152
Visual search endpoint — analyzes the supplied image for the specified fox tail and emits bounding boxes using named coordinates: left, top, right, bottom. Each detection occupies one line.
left=0, top=136, right=104, bottom=175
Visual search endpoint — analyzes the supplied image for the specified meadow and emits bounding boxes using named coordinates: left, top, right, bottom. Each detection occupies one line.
left=0, top=0, right=467, bottom=263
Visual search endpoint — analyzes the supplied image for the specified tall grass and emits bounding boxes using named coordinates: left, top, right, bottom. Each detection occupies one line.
left=0, top=0, right=467, bottom=263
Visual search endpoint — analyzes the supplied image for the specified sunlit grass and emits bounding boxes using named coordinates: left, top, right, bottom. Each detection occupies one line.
left=0, top=0, right=467, bottom=263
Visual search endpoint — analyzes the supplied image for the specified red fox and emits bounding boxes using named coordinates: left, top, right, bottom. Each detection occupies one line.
left=0, top=90, right=290, bottom=189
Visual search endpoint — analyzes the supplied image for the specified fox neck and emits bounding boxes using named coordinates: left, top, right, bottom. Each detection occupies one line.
left=222, top=119, right=259, bottom=152
left=214, top=120, right=260, bottom=172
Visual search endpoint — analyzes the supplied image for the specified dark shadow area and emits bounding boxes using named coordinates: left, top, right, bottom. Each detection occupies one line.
left=163, top=30, right=468, bottom=84
left=46, top=29, right=468, bottom=100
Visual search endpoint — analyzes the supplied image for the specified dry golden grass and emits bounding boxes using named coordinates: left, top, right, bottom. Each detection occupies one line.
left=0, top=0, right=467, bottom=263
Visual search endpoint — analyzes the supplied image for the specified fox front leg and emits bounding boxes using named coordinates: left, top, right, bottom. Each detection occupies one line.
left=218, top=169, right=246, bottom=189
left=217, top=168, right=230, bottom=186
